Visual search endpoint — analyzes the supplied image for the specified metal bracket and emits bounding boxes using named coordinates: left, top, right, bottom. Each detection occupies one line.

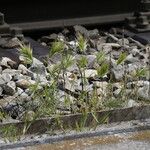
left=126, top=0, right=150, bottom=33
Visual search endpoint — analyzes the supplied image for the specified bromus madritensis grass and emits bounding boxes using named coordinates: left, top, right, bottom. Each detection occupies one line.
left=130, top=68, right=149, bottom=102
left=17, top=42, right=33, bottom=66
left=6, top=27, right=149, bottom=137
left=1, top=125, right=21, bottom=143
left=76, top=33, right=88, bottom=54
left=49, top=40, right=65, bottom=58
left=76, top=55, right=89, bottom=106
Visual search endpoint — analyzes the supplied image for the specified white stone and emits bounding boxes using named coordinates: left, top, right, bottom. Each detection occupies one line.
left=127, top=99, right=139, bottom=107
left=138, top=85, right=150, bottom=101
left=2, top=69, right=21, bottom=76
left=18, top=64, right=28, bottom=75
left=84, top=69, right=97, bottom=78
left=0, top=57, right=12, bottom=68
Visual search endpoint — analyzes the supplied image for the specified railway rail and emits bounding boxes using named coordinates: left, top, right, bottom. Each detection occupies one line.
left=0, top=0, right=150, bottom=59
left=1, top=0, right=150, bottom=43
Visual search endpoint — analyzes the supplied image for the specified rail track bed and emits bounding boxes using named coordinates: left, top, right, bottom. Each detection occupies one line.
left=0, top=24, right=149, bottom=148
left=0, top=1, right=150, bottom=147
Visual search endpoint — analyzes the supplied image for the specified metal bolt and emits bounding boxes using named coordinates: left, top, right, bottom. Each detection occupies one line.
left=136, top=16, right=149, bottom=28
left=141, top=0, right=150, bottom=11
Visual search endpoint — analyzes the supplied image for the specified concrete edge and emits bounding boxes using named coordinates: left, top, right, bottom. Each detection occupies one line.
left=0, top=119, right=150, bottom=149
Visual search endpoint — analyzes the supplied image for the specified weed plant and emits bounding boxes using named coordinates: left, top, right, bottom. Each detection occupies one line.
left=4, top=34, right=148, bottom=135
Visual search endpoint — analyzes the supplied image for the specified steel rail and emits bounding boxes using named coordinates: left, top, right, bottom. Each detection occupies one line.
left=10, top=13, right=133, bottom=32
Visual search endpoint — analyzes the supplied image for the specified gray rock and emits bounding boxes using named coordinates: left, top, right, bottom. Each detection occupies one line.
left=67, top=64, right=78, bottom=72
left=20, top=92, right=31, bottom=102
left=26, top=70, right=34, bottom=78
left=2, top=69, right=21, bottom=76
left=69, top=41, right=78, bottom=50
left=125, top=54, right=139, bottom=64
left=88, top=29, right=99, bottom=39
left=74, top=26, right=99, bottom=39
left=0, top=96, right=16, bottom=108
left=93, top=81, right=108, bottom=89
left=127, top=62, right=146, bottom=75
left=0, top=37, right=20, bottom=48
left=105, top=57, right=116, bottom=66
left=102, top=43, right=121, bottom=48
left=16, top=87, right=24, bottom=96
left=112, top=82, right=122, bottom=90
left=1, top=117, right=20, bottom=124
left=97, top=43, right=111, bottom=52
left=0, top=57, right=12, bottom=68
left=19, top=55, right=25, bottom=63
left=63, top=80, right=76, bottom=92
left=7, top=60, right=18, bottom=69
left=3, top=103, right=25, bottom=119
left=1, top=73, right=12, bottom=83
left=126, top=63, right=140, bottom=73
left=25, top=88, right=32, bottom=95
left=127, top=81, right=149, bottom=89
left=25, top=85, right=43, bottom=95
left=84, top=69, right=97, bottom=78
left=0, top=139, right=5, bottom=144
left=111, top=64, right=125, bottom=81
left=86, top=55, right=96, bottom=69
left=118, top=38, right=129, bottom=45
left=3, top=81, right=16, bottom=96
left=96, top=88, right=107, bottom=97
left=137, top=81, right=149, bottom=87
left=0, top=57, right=17, bottom=69
left=127, top=99, right=139, bottom=107
left=57, top=91, right=75, bottom=110
left=13, top=74, right=31, bottom=81
left=74, top=25, right=89, bottom=37
left=18, top=64, right=28, bottom=75
left=29, top=58, right=47, bottom=77
left=32, top=73, right=48, bottom=84
left=137, top=84, right=150, bottom=101
left=58, top=34, right=66, bottom=42
left=41, top=42, right=47, bottom=46
left=96, top=37, right=107, bottom=51
left=0, top=73, right=12, bottom=86
left=131, top=48, right=140, bottom=56
left=0, top=76, right=6, bottom=85
left=87, top=48, right=97, bottom=54
left=49, top=33, right=58, bottom=39
left=102, top=44, right=112, bottom=54
left=111, top=51, right=121, bottom=59
left=29, top=80, right=36, bottom=85
left=40, top=34, right=58, bottom=43
left=0, top=86, right=3, bottom=96
left=50, top=53, right=62, bottom=64
left=113, top=88, right=122, bottom=98
left=76, top=84, right=93, bottom=93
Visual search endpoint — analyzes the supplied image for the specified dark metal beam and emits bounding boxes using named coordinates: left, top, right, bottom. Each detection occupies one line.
left=10, top=13, right=133, bottom=32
